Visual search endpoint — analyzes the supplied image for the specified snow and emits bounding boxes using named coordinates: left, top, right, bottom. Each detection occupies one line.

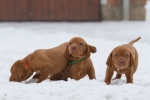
left=0, top=1, right=150, bottom=100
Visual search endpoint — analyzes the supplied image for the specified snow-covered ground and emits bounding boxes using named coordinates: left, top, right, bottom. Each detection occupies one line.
left=0, top=1, right=150, bottom=100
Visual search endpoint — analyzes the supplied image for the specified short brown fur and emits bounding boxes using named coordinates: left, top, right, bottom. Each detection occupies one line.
left=49, top=37, right=97, bottom=81
left=104, top=37, right=141, bottom=85
left=9, top=42, right=69, bottom=83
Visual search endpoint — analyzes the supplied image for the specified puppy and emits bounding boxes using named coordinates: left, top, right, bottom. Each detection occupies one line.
left=104, top=37, right=141, bottom=85
left=49, top=37, right=97, bottom=81
left=9, top=42, right=69, bottom=83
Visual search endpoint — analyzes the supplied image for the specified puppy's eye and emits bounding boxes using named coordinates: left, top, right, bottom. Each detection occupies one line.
left=79, top=42, right=83, bottom=45
left=114, top=54, right=119, bottom=57
left=125, top=54, right=129, bottom=58
left=69, top=42, right=72, bottom=45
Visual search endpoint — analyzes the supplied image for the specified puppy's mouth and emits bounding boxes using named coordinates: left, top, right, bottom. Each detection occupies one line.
left=68, top=46, right=85, bottom=58
left=115, top=60, right=127, bottom=70
left=69, top=53, right=84, bottom=58
left=117, top=66, right=125, bottom=70
left=69, top=49, right=81, bottom=57
left=9, top=75, right=21, bottom=82
left=69, top=49, right=77, bottom=54
left=115, top=64, right=127, bottom=70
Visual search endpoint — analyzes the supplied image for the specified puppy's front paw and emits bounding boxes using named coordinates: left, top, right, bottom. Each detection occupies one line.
left=104, top=80, right=111, bottom=85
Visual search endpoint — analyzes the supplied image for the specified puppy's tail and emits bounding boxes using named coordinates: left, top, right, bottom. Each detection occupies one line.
left=128, top=37, right=141, bottom=45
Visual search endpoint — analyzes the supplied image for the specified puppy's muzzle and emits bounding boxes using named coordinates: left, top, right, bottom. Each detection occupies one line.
left=71, top=46, right=76, bottom=51
left=119, top=59, right=125, bottom=65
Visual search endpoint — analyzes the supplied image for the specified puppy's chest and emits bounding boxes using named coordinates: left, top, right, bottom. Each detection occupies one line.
left=113, top=68, right=130, bottom=74
left=76, top=65, right=88, bottom=77
left=80, top=66, right=88, bottom=77
left=69, top=64, right=88, bottom=74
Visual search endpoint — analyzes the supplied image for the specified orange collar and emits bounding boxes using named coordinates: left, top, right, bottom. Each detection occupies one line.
left=22, top=60, right=33, bottom=72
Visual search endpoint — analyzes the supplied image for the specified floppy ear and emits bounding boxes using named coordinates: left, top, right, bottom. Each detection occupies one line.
left=85, top=45, right=91, bottom=58
left=85, top=44, right=97, bottom=58
left=15, top=60, right=25, bottom=82
left=106, top=53, right=112, bottom=67
left=89, top=45, right=97, bottom=53
left=130, top=53, right=135, bottom=68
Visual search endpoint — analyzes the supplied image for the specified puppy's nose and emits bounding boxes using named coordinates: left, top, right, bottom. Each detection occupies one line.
left=120, top=60, right=125, bottom=64
left=71, top=46, right=76, bottom=50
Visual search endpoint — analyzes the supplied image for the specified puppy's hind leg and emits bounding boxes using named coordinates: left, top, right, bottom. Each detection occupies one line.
left=113, top=73, right=122, bottom=80
left=32, top=72, right=41, bottom=79
left=36, top=66, right=51, bottom=83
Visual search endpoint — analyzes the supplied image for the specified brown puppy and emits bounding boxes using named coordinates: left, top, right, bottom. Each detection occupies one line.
left=49, top=37, right=97, bottom=81
left=104, top=37, right=141, bottom=85
left=9, top=42, right=69, bottom=83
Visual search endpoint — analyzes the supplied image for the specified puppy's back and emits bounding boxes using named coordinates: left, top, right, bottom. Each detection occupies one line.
left=121, top=37, right=140, bottom=73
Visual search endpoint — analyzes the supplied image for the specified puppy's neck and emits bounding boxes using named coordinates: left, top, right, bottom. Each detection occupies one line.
left=22, top=56, right=33, bottom=72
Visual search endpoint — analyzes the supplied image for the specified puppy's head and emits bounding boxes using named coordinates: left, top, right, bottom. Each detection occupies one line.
left=9, top=60, right=33, bottom=82
left=106, top=46, right=134, bottom=70
left=66, top=37, right=96, bottom=58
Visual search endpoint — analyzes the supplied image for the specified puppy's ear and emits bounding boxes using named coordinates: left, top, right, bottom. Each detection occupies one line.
left=106, top=53, right=112, bottom=67
left=130, top=53, right=135, bottom=68
left=89, top=45, right=97, bottom=53
left=15, top=60, right=25, bottom=82
left=85, top=45, right=91, bottom=58
left=85, top=44, right=97, bottom=58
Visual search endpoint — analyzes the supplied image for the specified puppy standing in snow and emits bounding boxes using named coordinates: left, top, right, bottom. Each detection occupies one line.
left=9, top=42, right=69, bottom=83
left=104, top=37, right=141, bottom=85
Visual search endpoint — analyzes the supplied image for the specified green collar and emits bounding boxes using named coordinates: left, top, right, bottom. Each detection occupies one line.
left=68, top=57, right=86, bottom=66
